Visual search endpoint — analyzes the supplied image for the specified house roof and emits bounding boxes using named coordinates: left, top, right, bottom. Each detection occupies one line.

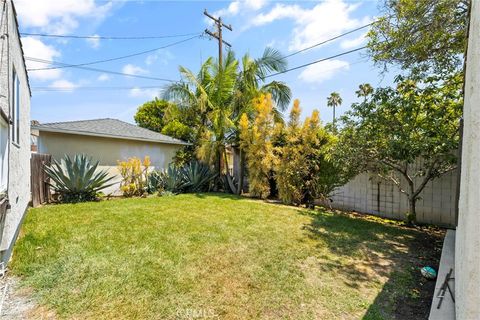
left=32, top=118, right=190, bottom=145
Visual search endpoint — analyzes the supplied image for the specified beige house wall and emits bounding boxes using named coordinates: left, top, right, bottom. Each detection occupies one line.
left=37, top=131, right=182, bottom=194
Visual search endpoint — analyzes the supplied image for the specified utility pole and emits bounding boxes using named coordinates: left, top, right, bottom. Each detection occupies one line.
left=203, top=9, right=232, bottom=68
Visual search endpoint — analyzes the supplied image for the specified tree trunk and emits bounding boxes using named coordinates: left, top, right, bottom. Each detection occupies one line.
left=407, top=196, right=417, bottom=225
left=216, top=148, right=222, bottom=176
left=223, top=147, right=229, bottom=175
left=237, top=149, right=244, bottom=195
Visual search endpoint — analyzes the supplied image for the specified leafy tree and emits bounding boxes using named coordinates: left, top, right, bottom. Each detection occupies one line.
left=367, top=0, right=469, bottom=75
left=161, top=119, right=194, bottom=142
left=338, top=74, right=462, bottom=224
left=134, top=98, right=198, bottom=166
left=134, top=98, right=174, bottom=133
left=239, top=94, right=278, bottom=199
left=327, top=92, right=342, bottom=124
left=276, top=100, right=342, bottom=208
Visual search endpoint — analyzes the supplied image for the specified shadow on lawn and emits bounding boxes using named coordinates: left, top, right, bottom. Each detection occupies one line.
left=299, top=208, right=444, bottom=320
left=192, top=192, right=244, bottom=200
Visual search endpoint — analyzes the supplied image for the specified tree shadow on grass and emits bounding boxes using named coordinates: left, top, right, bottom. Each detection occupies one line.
left=298, top=207, right=444, bottom=320
left=191, top=192, right=244, bottom=200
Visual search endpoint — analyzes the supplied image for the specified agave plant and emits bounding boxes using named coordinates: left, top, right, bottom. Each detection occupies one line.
left=158, top=161, right=217, bottom=194
left=44, top=154, right=115, bottom=203
left=182, top=161, right=217, bottom=193
left=146, top=170, right=162, bottom=194
left=158, top=164, right=188, bottom=194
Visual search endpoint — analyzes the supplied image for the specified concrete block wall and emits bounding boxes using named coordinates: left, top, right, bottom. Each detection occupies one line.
left=330, top=167, right=458, bottom=227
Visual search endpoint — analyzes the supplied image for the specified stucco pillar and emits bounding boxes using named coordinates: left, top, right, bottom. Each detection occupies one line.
left=455, top=1, right=480, bottom=318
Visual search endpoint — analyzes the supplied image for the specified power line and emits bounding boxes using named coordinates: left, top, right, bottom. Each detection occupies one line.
left=264, top=46, right=368, bottom=79
left=20, top=32, right=199, bottom=40
left=31, top=59, right=368, bottom=92
left=31, top=86, right=161, bottom=92
left=28, top=34, right=202, bottom=71
left=282, top=22, right=374, bottom=60
left=25, top=57, right=176, bottom=82
left=26, top=20, right=375, bottom=86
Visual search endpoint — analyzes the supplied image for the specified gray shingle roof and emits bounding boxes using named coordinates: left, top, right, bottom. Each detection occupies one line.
left=32, top=118, right=189, bottom=145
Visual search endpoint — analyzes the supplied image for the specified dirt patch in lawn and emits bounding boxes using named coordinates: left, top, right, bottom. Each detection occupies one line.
left=0, top=275, right=55, bottom=319
left=389, top=227, right=444, bottom=320
left=301, top=209, right=445, bottom=320
left=338, top=212, right=445, bottom=320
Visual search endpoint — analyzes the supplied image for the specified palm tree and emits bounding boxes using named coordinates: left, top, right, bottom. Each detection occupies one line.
left=163, top=48, right=291, bottom=191
left=327, top=92, right=342, bottom=124
left=355, top=83, right=373, bottom=101
left=232, top=48, right=291, bottom=122
left=163, top=51, right=238, bottom=174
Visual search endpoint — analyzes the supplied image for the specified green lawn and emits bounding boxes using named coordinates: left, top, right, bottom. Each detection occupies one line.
left=11, top=194, right=441, bottom=319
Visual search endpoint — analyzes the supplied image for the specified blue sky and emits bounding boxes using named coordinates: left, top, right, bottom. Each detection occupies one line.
left=15, top=0, right=397, bottom=124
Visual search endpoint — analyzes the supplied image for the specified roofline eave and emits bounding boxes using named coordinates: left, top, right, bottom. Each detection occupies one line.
left=31, top=126, right=191, bottom=146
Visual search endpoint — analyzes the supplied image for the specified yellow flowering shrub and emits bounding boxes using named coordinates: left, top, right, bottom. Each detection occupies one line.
left=239, top=94, right=277, bottom=199
left=117, top=156, right=151, bottom=197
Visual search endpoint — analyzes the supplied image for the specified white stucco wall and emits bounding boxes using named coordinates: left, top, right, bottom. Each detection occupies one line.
left=455, top=1, right=480, bottom=318
left=37, top=131, right=183, bottom=194
left=0, top=1, right=31, bottom=259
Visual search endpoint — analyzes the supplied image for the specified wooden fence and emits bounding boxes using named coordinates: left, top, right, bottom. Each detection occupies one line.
left=31, top=153, right=52, bottom=207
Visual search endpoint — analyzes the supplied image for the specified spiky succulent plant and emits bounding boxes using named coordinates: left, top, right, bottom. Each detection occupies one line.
left=44, top=154, right=115, bottom=203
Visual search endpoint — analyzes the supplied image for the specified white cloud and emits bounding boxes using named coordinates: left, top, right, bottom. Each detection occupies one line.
left=86, top=34, right=101, bottom=49
left=49, top=79, right=79, bottom=92
left=129, top=87, right=159, bottom=99
left=298, top=60, right=350, bottom=84
left=122, top=64, right=148, bottom=75
left=250, top=0, right=370, bottom=51
left=251, top=4, right=303, bottom=26
left=21, top=37, right=62, bottom=81
left=340, top=32, right=368, bottom=49
left=145, top=54, right=157, bottom=66
left=97, top=73, right=110, bottom=82
left=15, top=0, right=114, bottom=35
left=145, top=50, right=174, bottom=66
left=244, top=0, right=267, bottom=11
left=212, top=0, right=267, bottom=18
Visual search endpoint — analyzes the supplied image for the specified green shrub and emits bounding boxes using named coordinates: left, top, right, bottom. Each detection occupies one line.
left=44, top=154, right=115, bottom=203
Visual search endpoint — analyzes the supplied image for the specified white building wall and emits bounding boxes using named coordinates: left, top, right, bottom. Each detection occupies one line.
left=455, top=0, right=480, bottom=317
left=329, top=166, right=457, bottom=227
left=0, top=0, right=31, bottom=260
